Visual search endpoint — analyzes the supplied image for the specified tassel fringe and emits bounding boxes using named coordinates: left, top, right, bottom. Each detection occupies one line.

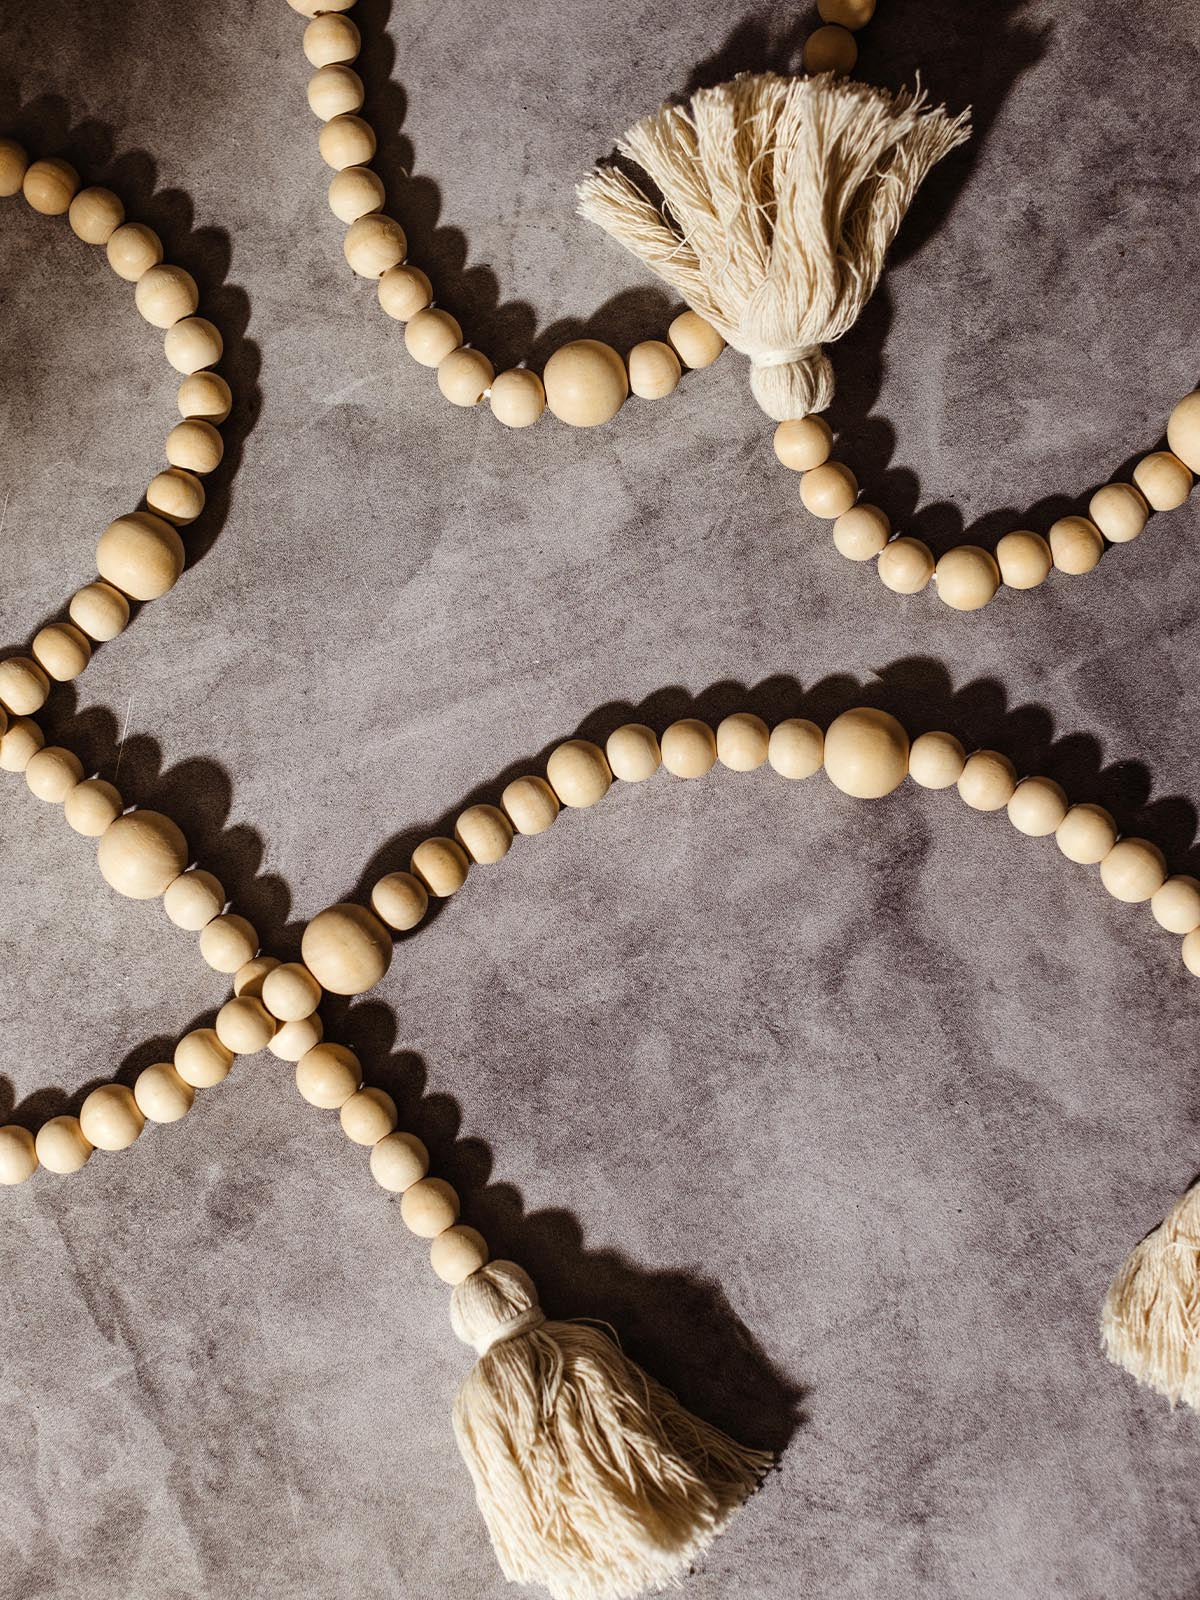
left=1102, top=1184, right=1200, bottom=1407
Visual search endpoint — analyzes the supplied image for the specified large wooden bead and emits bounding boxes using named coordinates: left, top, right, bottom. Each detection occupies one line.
left=716, top=712, right=769, bottom=771
left=68, top=186, right=124, bottom=244
left=164, top=316, right=223, bottom=374
left=370, top=1130, right=429, bottom=1192
left=1099, top=837, right=1166, bottom=903
left=768, top=718, right=824, bottom=779
left=329, top=164, right=385, bottom=224
left=823, top=708, right=909, bottom=798
left=35, top=1115, right=92, bottom=1174
left=69, top=581, right=130, bottom=642
left=302, top=903, right=392, bottom=995
left=667, top=311, right=724, bottom=369
left=957, top=749, right=1016, bottom=811
left=606, top=724, right=661, bottom=782
left=438, top=348, right=494, bottom=406
left=378, top=262, right=432, bottom=319
left=907, top=730, right=965, bottom=789
left=147, top=467, right=205, bottom=526
left=627, top=340, right=681, bottom=400
left=64, top=778, right=123, bottom=837
left=0, top=656, right=49, bottom=716
left=261, top=963, right=322, bottom=1022
left=773, top=416, right=833, bottom=472
left=23, top=156, right=79, bottom=215
left=199, top=913, right=259, bottom=974
left=97, top=810, right=188, bottom=899
left=817, top=0, right=875, bottom=25
left=489, top=367, right=545, bottom=428
left=344, top=214, right=407, bottom=278
left=216, top=996, right=275, bottom=1055
left=32, top=621, right=91, bottom=681
left=163, top=868, right=224, bottom=930
left=1089, top=483, right=1147, bottom=544
left=1055, top=802, right=1118, bottom=865
left=79, top=1084, right=144, bottom=1151
left=371, top=871, right=429, bottom=931
left=547, top=739, right=612, bottom=807
left=833, top=503, right=889, bottom=562
left=307, top=64, right=364, bottom=120
left=267, top=1013, right=325, bottom=1062
left=501, top=775, right=559, bottom=835
left=1151, top=875, right=1200, bottom=935
left=0, top=717, right=44, bottom=773
left=543, top=340, right=628, bottom=427
left=134, top=1062, right=194, bottom=1123
left=401, top=1176, right=460, bottom=1238
left=304, top=12, right=361, bottom=66
left=339, top=1087, right=398, bottom=1146
left=96, top=511, right=184, bottom=601
left=177, top=372, right=232, bottom=423
left=800, top=461, right=857, bottom=518
left=0, top=1125, right=37, bottom=1185
left=296, top=1042, right=362, bottom=1108
left=412, top=836, right=470, bottom=897
left=134, top=264, right=199, bottom=328
left=935, top=545, right=999, bottom=610
left=166, top=419, right=223, bottom=475
left=660, top=718, right=717, bottom=779
left=26, top=746, right=83, bottom=804
left=996, top=529, right=1052, bottom=589
left=1007, top=776, right=1068, bottom=836
left=1167, top=392, right=1200, bottom=474
left=430, top=1225, right=490, bottom=1285
left=233, top=956, right=280, bottom=1000
left=106, top=222, right=162, bottom=281
left=877, top=536, right=934, bottom=594
left=319, top=114, right=377, bottom=170
left=455, top=804, right=513, bottom=865
left=404, top=308, right=462, bottom=367
left=1133, top=451, right=1192, bottom=512
left=174, top=1028, right=234, bottom=1088
left=1049, top=515, right=1103, bottom=574
left=0, top=138, right=28, bottom=197
left=803, top=23, right=858, bottom=74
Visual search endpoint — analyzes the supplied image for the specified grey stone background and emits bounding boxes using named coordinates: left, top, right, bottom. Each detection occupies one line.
left=2, top=1, right=1199, bottom=1596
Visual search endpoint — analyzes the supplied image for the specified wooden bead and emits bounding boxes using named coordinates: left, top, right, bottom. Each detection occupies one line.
left=768, top=718, right=824, bottom=779
left=378, top=263, right=433, bottom=319
left=174, top=1028, right=234, bottom=1088
left=370, top=1130, right=429, bottom=1192
left=146, top=468, right=205, bottom=526
left=339, top=1087, right=398, bottom=1146
left=547, top=739, right=612, bottom=807
left=97, top=810, right=188, bottom=900
left=0, top=656, right=50, bottom=716
left=716, top=712, right=770, bottom=772
left=430, top=1225, right=490, bottom=1285
left=319, top=114, right=377, bottom=170
left=371, top=871, right=429, bottom=931
left=296, top=1042, right=362, bottom=1108
left=1183, top=930, right=1200, bottom=978
left=605, top=723, right=661, bottom=782
left=1133, top=451, right=1192, bottom=512
left=344, top=213, right=407, bottom=277
left=773, top=416, right=833, bottom=471
left=177, top=372, right=232, bottom=423
left=1056, top=802, right=1118, bottom=865
left=543, top=340, right=628, bottom=427
left=79, top=1083, right=144, bottom=1151
left=404, top=308, right=463, bottom=368
left=489, top=368, right=545, bottom=428
left=216, top=996, right=275, bottom=1056
left=1151, top=875, right=1200, bottom=935
left=288, top=0, right=356, bottom=15
left=261, top=963, right=322, bottom=1022
left=96, top=511, right=184, bottom=601
left=304, top=12, right=361, bottom=66
left=35, top=1115, right=92, bottom=1174
left=234, top=956, right=280, bottom=1000
left=134, top=264, right=198, bottom=329
left=307, top=64, right=364, bottom=120
left=302, top=902, right=393, bottom=995
left=832, top=502, right=890, bottom=561
left=1099, top=837, right=1166, bottom=903
left=803, top=24, right=858, bottom=74
left=68, top=186, right=124, bottom=244
left=1049, top=515, right=1103, bottom=575
left=164, top=316, right=222, bottom=374
left=134, top=1062, right=194, bottom=1123
left=165, top=419, right=223, bottom=475
left=412, top=836, right=470, bottom=897
left=0, top=1125, right=37, bottom=1185
left=329, top=165, right=385, bottom=224
left=401, top=1176, right=460, bottom=1238
left=25, top=746, right=83, bottom=804
left=957, top=749, right=1016, bottom=811
left=23, top=156, right=79, bottom=215
left=69, top=581, right=129, bottom=643
left=935, top=545, right=999, bottom=610
left=800, top=461, right=857, bottom=518
left=907, top=730, right=965, bottom=789
left=667, top=310, right=724, bottom=369
left=1007, top=776, right=1068, bottom=837
left=199, top=913, right=259, bottom=974
left=0, top=717, right=44, bottom=773
left=438, top=348, right=494, bottom=406
left=817, top=0, right=875, bottom=25
left=877, top=536, right=934, bottom=594
left=995, top=529, right=1052, bottom=589
left=823, top=708, right=909, bottom=798
left=455, top=804, right=513, bottom=865
left=1089, top=483, right=1147, bottom=544
left=267, top=1012, right=325, bottom=1062
left=660, top=718, right=718, bottom=779
left=64, top=779, right=123, bottom=837
left=163, top=869, right=224, bottom=930
left=501, top=775, right=560, bottom=835
left=106, top=222, right=162, bottom=282
left=0, top=138, right=28, bottom=197
left=1167, top=391, right=1200, bottom=474
left=627, top=340, right=681, bottom=400
left=32, top=621, right=91, bottom=681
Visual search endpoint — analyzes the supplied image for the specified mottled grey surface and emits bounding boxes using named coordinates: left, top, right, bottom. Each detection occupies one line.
left=2, top=1, right=1200, bottom=1596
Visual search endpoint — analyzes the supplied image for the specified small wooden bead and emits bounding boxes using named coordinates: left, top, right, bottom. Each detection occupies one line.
left=404, top=308, right=463, bottom=368
left=412, top=836, right=470, bottom=897
left=823, top=707, right=909, bottom=798
left=370, top=1130, right=429, bottom=1192
left=288, top=0, right=355, bottom=15
left=501, top=775, right=560, bottom=835
left=773, top=416, right=833, bottom=472
left=134, top=1062, right=194, bottom=1123
left=96, top=511, right=184, bottom=601
left=69, top=581, right=130, bottom=642
left=1099, top=837, right=1166, bottom=903
left=936, top=545, right=1000, bottom=610
left=371, top=871, right=429, bottom=931
left=1167, top=391, right=1200, bottom=475
left=489, top=368, right=546, bottom=428
left=147, top=468, right=205, bottom=526
left=166, top=419, right=223, bottom=475
left=378, top=263, right=433, bottom=319
left=660, top=718, right=718, bottom=779
left=68, top=186, right=124, bottom=244
left=199, top=913, right=259, bottom=974
left=803, top=24, right=858, bottom=74
left=261, top=963, right=322, bottom=1022
left=606, top=724, right=661, bottom=782
left=716, top=712, right=770, bottom=772
left=234, top=956, right=280, bottom=999
left=995, top=529, right=1052, bottom=589
left=329, top=165, right=385, bottom=224
left=215, top=996, right=275, bottom=1056
left=97, top=810, right=188, bottom=900
left=543, top=340, right=629, bottom=427
left=907, top=730, right=965, bottom=789
left=1089, top=483, right=1148, bottom=544
left=164, top=316, right=223, bottom=374
left=1133, top=451, right=1192, bottom=512
left=817, top=0, right=875, bottom=25
left=768, top=718, right=824, bottom=779
left=25, top=746, right=83, bottom=804
left=174, top=1028, right=234, bottom=1088
left=401, top=1176, right=460, bottom=1238
left=455, top=804, right=513, bottom=865
left=79, top=1083, right=144, bottom=1151
left=627, top=340, right=682, bottom=400
left=957, top=749, right=1016, bottom=811
left=32, top=622, right=91, bottom=682
left=833, top=502, right=890, bottom=561
left=1183, top=930, right=1200, bottom=978
left=0, top=1125, right=38, bottom=1185
left=430, top=1225, right=490, bottom=1285
left=177, top=372, right=232, bottom=423
left=23, top=156, right=79, bottom=215
left=296, top=1042, right=362, bottom=1108
left=1007, top=776, right=1068, bottom=837
left=1151, top=874, right=1200, bottom=935
left=0, top=717, right=45, bottom=773
left=163, top=868, right=224, bottom=930
left=106, top=222, right=162, bottom=281
left=667, top=311, right=724, bottom=369
left=318, top=114, right=377, bottom=171
left=1049, top=515, right=1104, bottom=575
left=438, top=348, right=494, bottom=406
left=302, top=902, right=393, bottom=995
left=304, top=12, right=361, bottom=66
left=877, top=537, right=934, bottom=594
left=344, top=213, right=407, bottom=277
left=63, top=778, right=123, bottom=837
left=339, top=1087, right=398, bottom=1146
left=267, top=1012, right=325, bottom=1061
left=546, top=739, right=612, bottom=807
left=800, top=461, right=857, bottom=519
left=307, top=64, right=364, bottom=120
left=1055, top=803, right=1118, bottom=865
left=0, top=656, right=50, bottom=716
left=35, top=1115, right=92, bottom=1175
left=134, top=264, right=199, bottom=329
left=0, top=138, right=28, bottom=197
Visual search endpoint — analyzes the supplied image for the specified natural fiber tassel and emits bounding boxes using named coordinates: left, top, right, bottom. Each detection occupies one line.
left=450, top=1261, right=771, bottom=1600
left=1102, top=1183, right=1200, bottom=1406
left=578, top=72, right=971, bottom=420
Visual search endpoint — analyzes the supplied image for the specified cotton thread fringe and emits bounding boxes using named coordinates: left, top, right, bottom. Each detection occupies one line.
left=1102, top=1183, right=1200, bottom=1406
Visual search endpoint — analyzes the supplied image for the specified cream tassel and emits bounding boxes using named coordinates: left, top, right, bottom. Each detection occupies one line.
left=450, top=1261, right=771, bottom=1600
left=1102, top=1184, right=1200, bottom=1406
left=577, top=72, right=971, bottom=420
